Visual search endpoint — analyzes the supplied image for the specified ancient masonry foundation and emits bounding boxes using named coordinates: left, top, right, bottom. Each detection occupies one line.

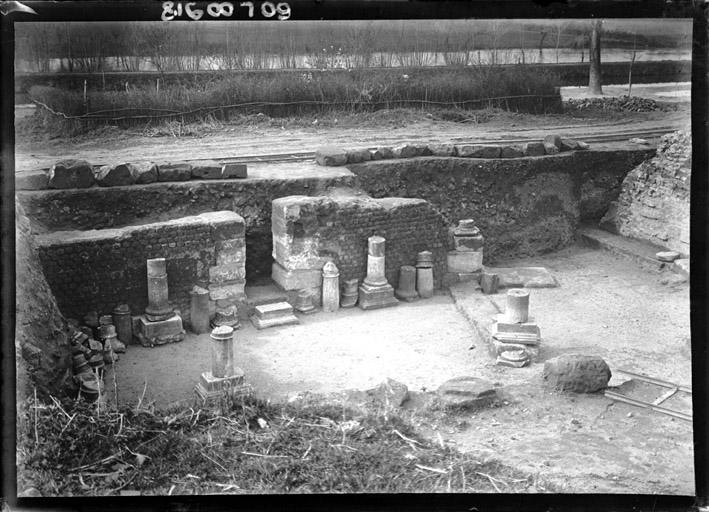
left=270, top=194, right=449, bottom=302
left=35, top=211, right=246, bottom=327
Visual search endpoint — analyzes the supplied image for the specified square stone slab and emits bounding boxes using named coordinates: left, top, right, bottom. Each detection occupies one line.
left=254, top=301, right=295, bottom=320
left=483, top=266, right=558, bottom=288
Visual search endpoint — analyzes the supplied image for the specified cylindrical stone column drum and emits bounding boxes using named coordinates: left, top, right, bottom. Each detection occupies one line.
left=395, top=265, right=418, bottom=301
left=145, top=258, right=171, bottom=318
left=190, top=286, right=211, bottom=334
left=505, top=288, right=530, bottom=323
left=415, top=251, right=434, bottom=299
left=112, top=304, right=132, bottom=345
left=364, top=236, right=388, bottom=287
left=322, top=261, right=340, bottom=313
left=210, top=325, right=235, bottom=379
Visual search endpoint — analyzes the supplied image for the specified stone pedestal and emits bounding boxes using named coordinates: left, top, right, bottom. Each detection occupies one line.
left=250, top=302, right=300, bottom=329
left=322, top=261, right=340, bottom=313
left=145, top=258, right=174, bottom=321
left=448, top=219, right=484, bottom=275
left=447, top=250, right=483, bottom=273
left=359, top=236, right=398, bottom=310
left=415, top=251, right=434, bottom=299
left=134, top=314, right=185, bottom=347
left=295, top=289, right=317, bottom=314
left=340, top=279, right=359, bottom=308
left=112, top=304, right=133, bottom=345
left=190, top=286, right=211, bottom=334
left=195, top=326, right=249, bottom=403
left=395, top=265, right=418, bottom=301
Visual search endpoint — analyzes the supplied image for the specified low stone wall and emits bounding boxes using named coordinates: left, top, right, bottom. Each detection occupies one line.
left=348, top=146, right=654, bottom=263
left=601, top=131, right=690, bottom=256
left=272, top=194, right=449, bottom=294
left=35, top=212, right=245, bottom=323
left=17, top=175, right=356, bottom=282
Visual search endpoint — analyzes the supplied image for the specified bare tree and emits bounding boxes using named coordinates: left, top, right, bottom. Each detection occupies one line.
left=588, top=19, right=603, bottom=95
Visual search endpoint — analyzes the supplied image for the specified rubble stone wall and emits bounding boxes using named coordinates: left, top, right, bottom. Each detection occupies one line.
left=17, top=176, right=355, bottom=282
left=600, top=132, right=690, bottom=256
left=35, top=212, right=245, bottom=323
left=272, top=195, right=449, bottom=289
left=15, top=201, right=74, bottom=399
left=348, top=147, right=654, bottom=263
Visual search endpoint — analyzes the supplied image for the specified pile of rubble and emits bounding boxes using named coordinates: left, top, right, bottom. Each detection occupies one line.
left=565, top=95, right=677, bottom=113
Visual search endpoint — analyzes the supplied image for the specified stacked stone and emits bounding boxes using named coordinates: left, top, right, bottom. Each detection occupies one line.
left=295, top=289, right=317, bottom=314
left=492, top=289, right=541, bottom=367
left=69, top=325, right=105, bottom=401
left=446, top=219, right=484, bottom=283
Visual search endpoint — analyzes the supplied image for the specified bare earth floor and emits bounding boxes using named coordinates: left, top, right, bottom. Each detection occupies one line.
left=110, top=243, right=693, bottom=495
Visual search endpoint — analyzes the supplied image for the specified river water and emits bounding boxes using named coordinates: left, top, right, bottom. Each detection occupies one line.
left=16, top=47, right=691, bottom=73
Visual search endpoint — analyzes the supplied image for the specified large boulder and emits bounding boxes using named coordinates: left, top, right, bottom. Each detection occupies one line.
left=523, top=142, right=546, bottom=157
left=543, top=354, right=611, bottom=393
left=427, top=144, right=457, bottom=157
left=437, top=376, right=498, bottom=410
left=346, top=149, right=372, bottom=164
left=366, top=378, right=409, bottom=407
left=132, top=162, right=159, bottom=184
left=190, top=160, right=223, bottom=180
left=500, top=145, right=524, bottom=158
left=456, top=145, right=501, bottom=159
left=94, top=162, right=138, bottom=187
left=158, top=162, right=192, bottom=182
left=48, top=159, right=94, bottom=189
left=315, top=146, right=348, bottom=166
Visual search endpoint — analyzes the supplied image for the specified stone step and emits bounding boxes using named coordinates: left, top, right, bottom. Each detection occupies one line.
left=243, top=284, right=289, bottom=316
left=578, top=226, right=679, bottom=273
left=253, top=301, right=295, bottom=320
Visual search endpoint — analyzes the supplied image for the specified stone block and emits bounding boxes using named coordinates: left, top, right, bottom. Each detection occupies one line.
left=393, top=144, right=427, bottom=159
left=16, top=171, right=49, bottom=191
left=250, top=302, right=299, bottom=329
left=499, top=146, right=524, bottom=158
left=191, top=160, right=223, bottom=180
left=194, top=369, right=249, bottom=403
left=208, top=283, right=246, bottom=302
left=315, top=146, right=348, bottom=166
left=134, top=314, right=185, bottom=346
left=372, top=147, right=394, bottom=160
left=437, top=377, right=498, bottom=410
left=272, top=262, right=322, bottom=291
left=491, top=339, right=540, bottom=362
left=560, top=138, right=581, bottom=151
left=132, top=162, right=159, bottom=184
left=656, top=251, right=680, bottom=262
left=447, top=250, right=483, bottom=273
left=543, top=142, right=560, bottom=155
left=492, top=319, right=541, bottom=345
left=346, top=149, right=372, bottom=164
left=427, top=143, right=457, bottom=157
left=358, top=282, right=399, bottom=310
left=453, top=235, right=484, bottom=251
left=48, top=159, right=95, bottom=189
left=543, top=354, right=611, bottom=393
left=543, top=134, right=562, bottom=149
left=158, top=162, right=192, bottom=182
left=456, top=145, right=501, bottom=159
left=209, top=263, right=246, bottom=285
left=215, top=240, right=245, bottom=266
left=523, top=142, right=546, bottom=157
left=94, top=163, right=138, bottom=187
left=485, top=266, right=558, bottom=288
left=366, top=378, right=409, bottom=407
left=222, top=163, right=248, bottom=179
left=481, top=273, right=499, bottom=294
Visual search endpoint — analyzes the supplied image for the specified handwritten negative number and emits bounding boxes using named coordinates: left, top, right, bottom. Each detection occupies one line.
left=162, top=1, right=291, bottom=20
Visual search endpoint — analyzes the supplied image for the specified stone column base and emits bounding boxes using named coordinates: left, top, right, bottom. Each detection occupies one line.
left=194, top=369, right=250, bottom=404
left=134, top=314, right=185, bottom=347
left=358, top=282, right=399, bottom=310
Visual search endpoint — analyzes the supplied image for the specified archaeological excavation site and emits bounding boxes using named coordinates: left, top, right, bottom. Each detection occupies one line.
left=9, top=15, right=698, bottom=501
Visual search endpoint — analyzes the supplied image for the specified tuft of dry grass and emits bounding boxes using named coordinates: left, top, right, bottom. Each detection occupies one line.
left=17, top=390, right=553, bottom=496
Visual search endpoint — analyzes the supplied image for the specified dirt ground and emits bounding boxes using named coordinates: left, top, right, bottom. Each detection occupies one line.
left=109, top=243, right=693, bottom=495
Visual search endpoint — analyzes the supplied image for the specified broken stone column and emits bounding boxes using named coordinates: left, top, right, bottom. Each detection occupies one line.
left=112, top=304, right=132, bottom=346
left=145, top=258, right=174, bottom=321
left=322, top=261, right=340, bottom=313
left=295, top=289, right=317, bottom=314
left=190, top=286, right=211, bottom=334
left=415, top=251, right=434, bottom=299
left=504, top=289, right=530, bottom=323
left=480, top=272, right=500, bottom=294
left=195, top=325, right=248, bottom=403
left=340, top=279, right=359, bottom=308
left=358, top=236, right=398, bottom=310
left=395, top=265, right=418, bottom=301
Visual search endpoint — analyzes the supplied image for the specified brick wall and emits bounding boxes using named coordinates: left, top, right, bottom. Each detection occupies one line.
left=601, top=132, right=690, bottom=255
left=35, top=212, right=245, bottom=322
left=272, top=195, right=449, bottom=292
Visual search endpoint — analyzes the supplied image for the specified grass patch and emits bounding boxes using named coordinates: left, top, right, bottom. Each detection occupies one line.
left=28, top=66, right=561, bottom=134
left=17, top=391, right=551, bottom=495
